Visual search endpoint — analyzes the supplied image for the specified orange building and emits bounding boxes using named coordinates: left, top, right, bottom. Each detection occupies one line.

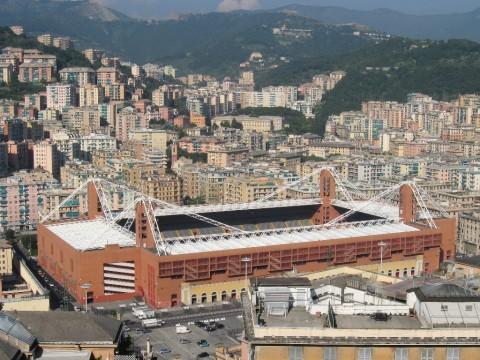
left=37, top=173, right=456, bottom=308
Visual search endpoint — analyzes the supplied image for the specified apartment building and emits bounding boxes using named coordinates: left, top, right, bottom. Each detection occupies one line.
left=46, top=84, right=76, bottom=111
left=223, top=176, right=284, bottom=203
left=41, top=188, right=87, bottom=221
left=129, top=128, right=168, bottom=153
left=59, top=67, right=96, bottom=86
left=79, top=133, right=117, bottom=161
left=62, top=106, right=101, bottom=134
left=33, top=140, right=61, bottom=178
left=78, top=84, right=105, bottom=106
left=0, top=170, right=58, bottom=232
left=137, top=173, right=182, bottom=204
left=0, top=63, right=12, bottom=84
left=458, top=211, right=480, bottom=255
left=115, top=106, right=146, bottom=142
left=0, top=239, right=13, bottom=275
left=207, top=147, right=248, bottom=167
left=37, top=34, right=52, bottom=46
left=82, top=49, right=104, bottom=64
left=18, top=60, right=55, bottom=83
left=53, top=37, right=73, bottom=50
left=96, top=67, right=120, bottom=86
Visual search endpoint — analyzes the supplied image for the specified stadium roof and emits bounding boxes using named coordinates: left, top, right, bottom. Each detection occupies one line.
left=152, top=198, right=322, bottom=217
left=165, top=220, right=418, bottom=255
left=46, top=219, right=135, bottom=251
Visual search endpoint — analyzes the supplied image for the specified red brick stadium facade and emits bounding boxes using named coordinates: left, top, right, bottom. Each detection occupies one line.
left=37, top=172, right=456, bottom=308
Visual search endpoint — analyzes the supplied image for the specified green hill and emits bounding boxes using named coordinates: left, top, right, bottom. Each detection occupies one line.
left=257, top=38, right=480, bottom=135
left=0, top=26, right=91, bottom=100
left=0, top=0, right=372, bottom=77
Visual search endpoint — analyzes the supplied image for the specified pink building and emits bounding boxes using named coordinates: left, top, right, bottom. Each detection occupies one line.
left=0, top=170, right=58, bottom=232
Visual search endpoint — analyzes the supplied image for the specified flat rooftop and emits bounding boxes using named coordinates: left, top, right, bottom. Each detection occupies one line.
left=261, top=308, right=421, bottom=330
left=46, top=219, right=135, bottom=251
left=165, top=220, right=418, bottom=255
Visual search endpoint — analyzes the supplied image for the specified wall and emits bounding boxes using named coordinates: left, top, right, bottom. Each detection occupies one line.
left=2, top=296, right=50, bottom=311
left=252, top=346, right=480, bottom=360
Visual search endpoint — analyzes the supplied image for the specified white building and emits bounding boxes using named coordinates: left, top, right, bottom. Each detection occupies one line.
left=46, top=84, right=76, bottom=112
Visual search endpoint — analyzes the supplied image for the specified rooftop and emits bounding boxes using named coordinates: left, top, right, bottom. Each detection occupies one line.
left=45, top=219, right=135, bottom=251
left=165, top=220, right=418, bottom=255
left=8, top=312, right=122, bottom=344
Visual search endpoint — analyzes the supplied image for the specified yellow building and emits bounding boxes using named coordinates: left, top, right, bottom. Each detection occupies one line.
left=0, top=239, right=13, bottom=275
left=130, top=128, right=168, bottom=153
left=207, top=147, right=248, bottom=167
left=181, top=278, right=248, bottom=305
left=138, top=174, right=182, bottom=204
left=223, top=176, right=285, bottom=203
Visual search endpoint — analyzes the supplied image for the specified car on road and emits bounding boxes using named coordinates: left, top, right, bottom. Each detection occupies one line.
left=195, top=321, right=207, bottom=329
left=197, top=339, right=209, bottom=348
left=196, top=352, right=210, bottom=359
left=156, top=346, right=171, bottom=354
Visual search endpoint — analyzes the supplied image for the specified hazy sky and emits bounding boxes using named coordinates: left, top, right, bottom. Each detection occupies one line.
left=96, top=0, right=480, bottom=19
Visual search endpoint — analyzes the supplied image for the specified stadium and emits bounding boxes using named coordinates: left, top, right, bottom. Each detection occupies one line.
left=37, top=169, right=456, bottom=308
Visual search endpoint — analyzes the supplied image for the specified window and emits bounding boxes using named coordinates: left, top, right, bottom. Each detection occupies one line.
left=357, top=348, right=372, bottom=360
left=446, top=348, right=459, bottom=360
left=201, top=293, right=207, bottom=303
left=465, top=305, right=473, bottom=311
left=324, top=347, right=336, bottom=360
left=394, top=348, right=408, bottom=360
left=191, top=295, right=197, bottom=304
left=421, top=348, right=434, bottom=360
left=289, top=346, right=303, bottom=360
left=211, top=292, right=217, bottom=302
left=441, top=304, right=448, bottom=311
left=221, top=290, right=227, bottom=301
left=231, top=289, right=237, bottom=300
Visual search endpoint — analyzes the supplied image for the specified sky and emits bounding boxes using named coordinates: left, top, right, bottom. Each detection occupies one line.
left=96, top=0, right=480, bottom=19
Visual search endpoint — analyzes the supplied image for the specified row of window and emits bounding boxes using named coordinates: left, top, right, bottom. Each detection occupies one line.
left=191, top=288, right=246, bottom=304
left=289, top=347, right=460, bottom=360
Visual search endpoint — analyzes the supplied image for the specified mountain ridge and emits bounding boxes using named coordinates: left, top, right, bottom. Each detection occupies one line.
left=276, top=4, right=480, bottom=42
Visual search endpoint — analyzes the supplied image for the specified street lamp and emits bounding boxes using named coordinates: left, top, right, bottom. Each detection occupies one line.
left=241, top=257, right=251, bottom=283
left=378, top=241, right=387, bottom=275
left=80, top=282, right=92, bottom=312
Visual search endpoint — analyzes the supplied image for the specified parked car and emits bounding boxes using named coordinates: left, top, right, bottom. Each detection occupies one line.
left=196, top=352, right=210, bottom=359
left=179, top=338, right=191, bottom=344
left=197, top=339, right=209, bottom=348
left=157, top=346, right=171, bottom=354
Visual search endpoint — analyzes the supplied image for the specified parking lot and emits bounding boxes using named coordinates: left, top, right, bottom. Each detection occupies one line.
left=126, top=314, right=244, bottom=359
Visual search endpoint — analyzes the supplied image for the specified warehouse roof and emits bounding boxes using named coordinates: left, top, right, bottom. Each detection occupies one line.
left=45, top=219, right=135, bottom=251
left=166, top=220, right=419, bottom=255
left=8, top=312, right=122, bottom=344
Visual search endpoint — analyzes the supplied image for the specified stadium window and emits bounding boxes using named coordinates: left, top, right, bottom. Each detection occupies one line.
left=201, top=293, right=207, bottom=303
left=421, top=348, right=434, bottom=360
left=394, top=348, right=408, bottom=360
left=324, top=347, right=336, bottom=360
left=221, top=290, right=227, bottom=301
left=403, top=268, right=408, bottom=277
left=441, top=304, right=448, bottom=311
left=411, top=267, right=416, bottom=276
left=357, top=347, right=372, bottom=360
left=211, top=292, right=217, bottom=302
left=395, top=269, right=400, bottom=277
left=446, top=348, right=459, bottom=360
left=231, top=289, right=237, bottom=300
left=289, top=346, right=303, bottom=360
left=465, top=305, right=473, bottom=311
left=388, top=270, right=392, bottom=277
left=241, top=288, right=246, bottom=294
left=191, top=295, right=197, bottom=304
